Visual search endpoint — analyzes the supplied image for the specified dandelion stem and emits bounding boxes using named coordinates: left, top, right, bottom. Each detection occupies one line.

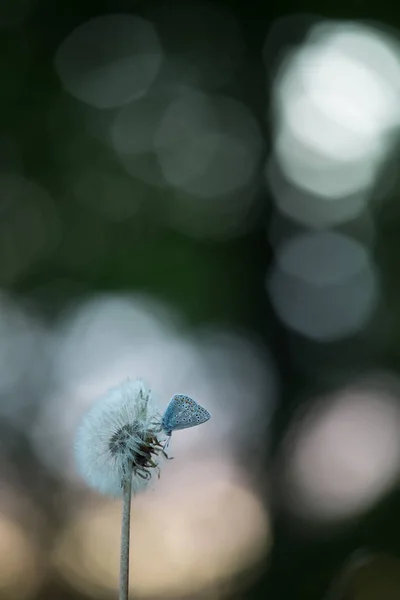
left=120, top=471, right=132, bottom=600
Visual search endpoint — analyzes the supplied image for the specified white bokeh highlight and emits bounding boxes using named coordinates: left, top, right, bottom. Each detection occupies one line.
left=266, top=19, right=400, bottom=227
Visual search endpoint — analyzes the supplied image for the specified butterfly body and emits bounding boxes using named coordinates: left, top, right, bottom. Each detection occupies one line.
left=161, top=394, right=211, bottom=437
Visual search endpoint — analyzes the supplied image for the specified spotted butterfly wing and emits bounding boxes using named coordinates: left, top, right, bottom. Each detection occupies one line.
left=161, top=394, right=211, bottom=436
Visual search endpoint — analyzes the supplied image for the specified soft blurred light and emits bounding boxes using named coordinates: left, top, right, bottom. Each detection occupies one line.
left=111, top=87, right=263, bottom=237
left=54, top=14, right=163, bottom=109
left=281, top=377, right=400, bottom=522
left=112, top=92, right=171, bottom=157
left=268, top=19, right=400, bottom=212
left=268, top=208, right=376, bottom=251
left=262, top=13, right=319, bottom=77
left=54, top=460, right=270, bottom=597
left=154, top=91, right=263, bottom=198
left=306, top=22, right=400, bottom=132
left=110, top=89, right=172, bottom=187
left=0, top=292, right=48, bottom=427
left=267, top=158, right=368, bottom=228
left=273, top=125, right=379, bottom=200
left=152, top=55, right=204, bottom=93
left=0, top=518, right=42, bottom=599
left=193, top=328, right=277, bottom=453
left=267, top=231, right=378, bottom=341
left=0, top=294, right=38, bottom=392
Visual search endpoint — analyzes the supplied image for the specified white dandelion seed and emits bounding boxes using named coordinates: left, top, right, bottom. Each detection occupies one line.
left=75, top=378, right=169, bottom=600
left=75, top=378, right=166, bottom=497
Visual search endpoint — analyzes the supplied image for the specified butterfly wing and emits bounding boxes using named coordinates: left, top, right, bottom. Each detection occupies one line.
left=171, top=404, right=211, bottom=431
left=162, top=394, right=211, bottom=435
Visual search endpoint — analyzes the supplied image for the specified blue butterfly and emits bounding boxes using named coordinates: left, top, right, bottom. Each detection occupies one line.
left=161, top=394, right=211, bottom=437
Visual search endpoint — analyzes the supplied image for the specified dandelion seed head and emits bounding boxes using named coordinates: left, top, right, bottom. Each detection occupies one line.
left=75, top=378, right=165, bottom=497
